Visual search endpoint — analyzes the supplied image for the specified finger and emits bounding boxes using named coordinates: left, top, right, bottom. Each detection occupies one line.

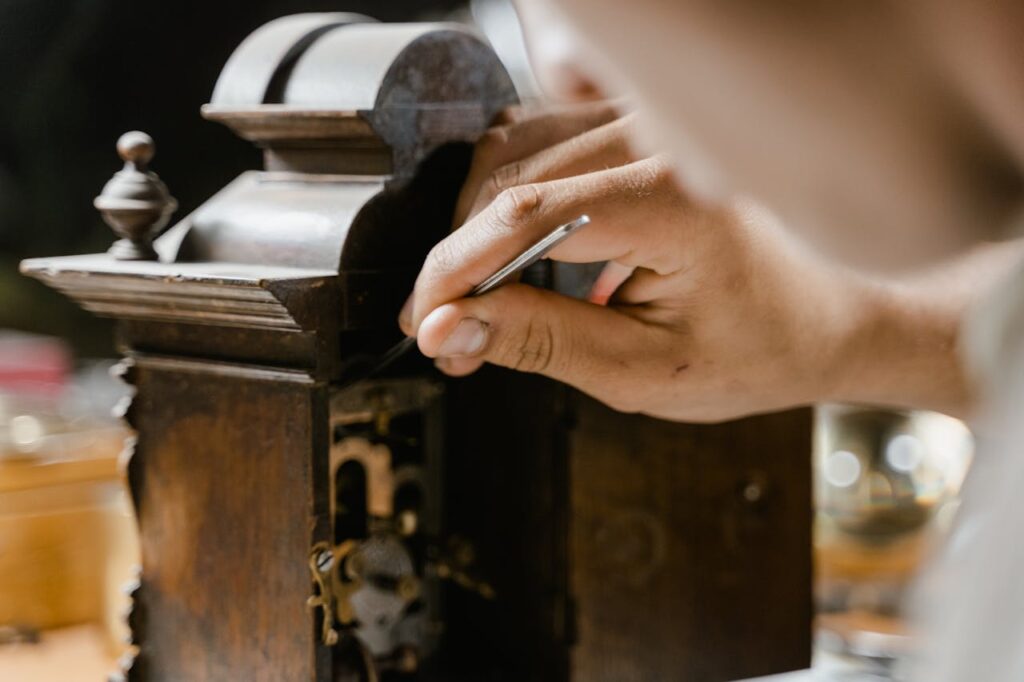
left=403, top=157, right=687, bottom=334
left=416, top=284, right=677, bottom=413
left=588, top=261, right=636, bottom=304
left=608, top=266, right=667, bottom=306
left=433, top=250, right=634, bottom=378
left=464, top=114, right=637, bottom=222
left=454, top=101, right=623, bottom=226
left=608, top=202, right=757, bottom=306
left=490, top=99, right=629, bottom=127
left=434, top=356, right=484, bottom=377
left=489, top=105, right=528, bottom=127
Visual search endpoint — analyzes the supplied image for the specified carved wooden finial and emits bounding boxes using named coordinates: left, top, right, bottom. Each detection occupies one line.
left=116, top=130, right=156, bottom=169
left=94, top=131, right=177, bottom=261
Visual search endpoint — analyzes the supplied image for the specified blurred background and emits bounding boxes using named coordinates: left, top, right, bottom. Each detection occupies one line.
left=1, top=0, right=476, bottom=354
left=0, top=1, right=977, bottom=680
left=0, top=2, right=474, bottom=679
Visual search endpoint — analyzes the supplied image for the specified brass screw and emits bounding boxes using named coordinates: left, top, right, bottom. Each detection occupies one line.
left=742, top=482, right=763, bottom=503
left=397, top=510, right=418, bottom=536
left=316, top=550, right=334, bottom=573
left=396, top=575, right=421, bottom=602
left=398, top=647, right=418, bottom=673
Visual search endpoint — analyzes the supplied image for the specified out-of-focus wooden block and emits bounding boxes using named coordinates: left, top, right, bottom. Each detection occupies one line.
left=0, top=425, right=137, bottom=653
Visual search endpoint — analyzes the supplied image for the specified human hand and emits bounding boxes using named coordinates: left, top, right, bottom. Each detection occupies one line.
left=400, top=105, right=972, bottom=422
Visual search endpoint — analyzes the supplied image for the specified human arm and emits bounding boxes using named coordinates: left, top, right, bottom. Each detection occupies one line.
left=401, top=106, right=1021, bottom=422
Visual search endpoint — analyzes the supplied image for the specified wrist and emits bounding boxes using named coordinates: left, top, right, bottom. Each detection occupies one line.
left=822, top=272, right=969, bottom=417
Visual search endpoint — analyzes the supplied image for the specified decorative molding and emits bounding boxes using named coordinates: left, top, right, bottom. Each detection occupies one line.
left=129, top=352, right=320, bottom=385
left=20, top=255, right=335, bottom=332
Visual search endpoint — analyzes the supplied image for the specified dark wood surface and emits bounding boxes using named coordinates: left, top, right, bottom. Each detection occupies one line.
left=438, top=367, right=812, bottom=682
left=570, top=399, right=813, bottom=681
left=121, top=354, right=331, bottom=681
left=439, top=368, right=572, bottom=681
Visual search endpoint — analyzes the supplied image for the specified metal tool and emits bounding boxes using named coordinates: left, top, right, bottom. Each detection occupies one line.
left=342, top=214, right=590, bottom=386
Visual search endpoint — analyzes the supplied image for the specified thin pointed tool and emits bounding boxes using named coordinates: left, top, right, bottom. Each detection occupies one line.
left=341, top=214, right=591, bottom=386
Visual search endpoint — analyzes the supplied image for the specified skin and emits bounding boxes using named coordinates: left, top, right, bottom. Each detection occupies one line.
left=399, top=1, right=1024, bottom=423
left=536, top=0, right=1024, bottom=268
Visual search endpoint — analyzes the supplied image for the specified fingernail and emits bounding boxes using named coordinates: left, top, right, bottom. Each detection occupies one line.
left=398, top=295, right=414, bottom=333
left=437, top=318, right=488, bottom=357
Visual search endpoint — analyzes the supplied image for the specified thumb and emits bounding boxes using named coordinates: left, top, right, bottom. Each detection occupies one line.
left=415, top=283, right=672, bottom=411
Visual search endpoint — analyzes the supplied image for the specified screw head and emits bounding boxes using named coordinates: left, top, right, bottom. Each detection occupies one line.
left=397, top=647, right=418, bottom=673
left=315, top=550, right=334, bottom=573
left=396, top=575, right=421, bottom=602
left=743, top=483, right=763, bottom=502
left=397, top=509, right=418, bottom=536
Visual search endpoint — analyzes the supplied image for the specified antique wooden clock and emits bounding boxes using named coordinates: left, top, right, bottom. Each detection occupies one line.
left=22, top=14, right=811, bottom=682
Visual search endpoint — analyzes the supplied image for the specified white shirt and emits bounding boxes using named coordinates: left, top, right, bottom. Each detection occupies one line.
left=910, top=257, right=1024, bottom=681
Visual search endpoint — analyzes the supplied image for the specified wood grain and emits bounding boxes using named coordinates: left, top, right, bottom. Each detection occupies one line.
left=570, top=398, right=813, bottom=681
left=124, top=356, right=331, bottom=681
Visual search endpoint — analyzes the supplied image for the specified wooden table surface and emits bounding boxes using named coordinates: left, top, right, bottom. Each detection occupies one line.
left=0, top=624, right=117, bottom=682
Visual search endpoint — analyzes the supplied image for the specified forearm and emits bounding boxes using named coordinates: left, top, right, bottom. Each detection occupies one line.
left=826, top=241, right=1024, bottom=417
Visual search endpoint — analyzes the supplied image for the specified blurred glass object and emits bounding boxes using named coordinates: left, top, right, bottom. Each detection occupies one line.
left=813, top=405, right=973, bottom=679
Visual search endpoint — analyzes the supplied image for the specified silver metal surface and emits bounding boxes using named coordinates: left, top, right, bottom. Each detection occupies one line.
left=209, top=13, right=371, bottom=107
left=470, top=214, right=589, bottom=295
